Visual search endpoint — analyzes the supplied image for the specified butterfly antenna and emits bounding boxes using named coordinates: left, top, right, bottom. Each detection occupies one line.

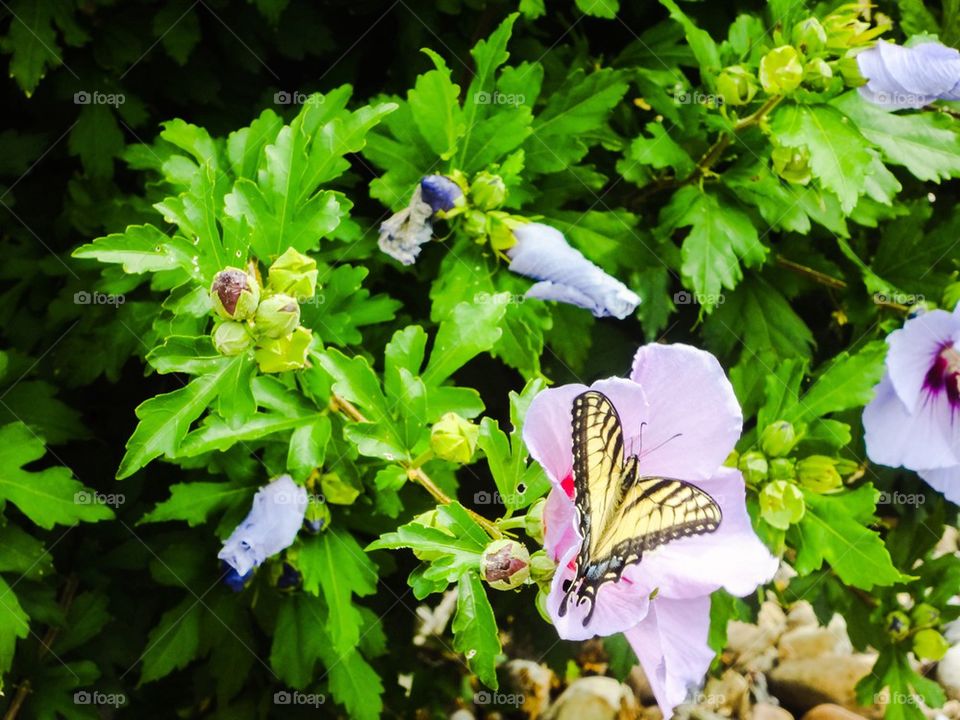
left=640, top=432, right=683, bottom=459
left=637, top=421, right=647, bottom=456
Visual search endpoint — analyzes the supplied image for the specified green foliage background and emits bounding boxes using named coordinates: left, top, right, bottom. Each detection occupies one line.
left=1, top=0, right=959, bottom=717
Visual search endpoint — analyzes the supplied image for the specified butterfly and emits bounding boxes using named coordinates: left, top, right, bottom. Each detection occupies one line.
left=558, top=390, right=722, bottom=626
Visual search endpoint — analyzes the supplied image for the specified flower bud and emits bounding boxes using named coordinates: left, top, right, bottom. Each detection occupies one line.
left=411, top=509, right=455, bottom=562
left=792, top=18, right=827, bottom=54
left=488, top=214, right=516, bottom=252
left=769, top=457, right=797, bottom=481
left=886, top=610, right=911, bottom=641
left=469, top=171, right=508, bottom=210
left=759, top=46, right=804, bottom=95
left=480, top=539, right=531, bottom=590
left=738, top=451, right=769, bottom=484
left=911, top=603, right=940, bottom=629
left=268, top=248, right=318, bottom=300
left=760, top=420, right=800, bottom=458
left=759, top=480, right=805, bottom=530
left=796, top=455, right=843, bottom=493
left=804, top=58, right=833, bottom=90
left=524, top=498, right=546, bottom=544
left=529, top=550, right=555, bottom=590
left=276, top=562, right=302, bottom=591
left=320, top=472, right=361, bottom=505
left=430, top=412, right=480, bottom=464
left=913, top=628, right=950, bottom=661
left=212, top=321, right=254, bottom=356
left=420, top=175, right=464, bottom=215
left=772, top=146, right=813, bottom=185
left=254, top=326, right=313, bottom=374
left=717, top=65, right=759, bottom=106
left=254, top=294, right=301, bottom=339
left=210, top=267, right=260, bottom=320
left=943, top=282, right=960, bottom=312
left=463, top=209, right=489, bottom=238
left=303, top=494, right=331, bottom=534
left=222, top=562, right=253, bottom=592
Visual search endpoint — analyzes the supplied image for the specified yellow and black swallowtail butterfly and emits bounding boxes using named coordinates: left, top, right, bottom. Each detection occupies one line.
left=559, top=390, right=722, bottom=626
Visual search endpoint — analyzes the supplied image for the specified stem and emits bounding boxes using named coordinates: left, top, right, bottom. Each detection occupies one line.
left=496, top=516, right=527, bottom=531
left=328, top=394, right=503, bottom=539
left=774, top=255, right=848, bottom=289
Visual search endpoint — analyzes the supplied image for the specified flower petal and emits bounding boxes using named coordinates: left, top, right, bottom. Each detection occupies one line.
left=919, top=465, right=960, bottom=504
left=377, top=187, right=434, bottom=265
left=879, top=41, right=960, bottom=98
left=542, top=486, right=579, bottom=562
left=546, top=542, right=652, bottom=641
left=629, top=343, right=742, bottom=481
left=507, top=223, right=640, bottom=319
left=631, top=466, right=779, bottom=599
left=420, top=175, right=463, bottom=213
left=522, top=382, right=590, bottom=491
left=863, top=374, right=960, bottom=470
left=886, top=309, right=960, bottom=413
left=625, top=595, right=715, bottom=717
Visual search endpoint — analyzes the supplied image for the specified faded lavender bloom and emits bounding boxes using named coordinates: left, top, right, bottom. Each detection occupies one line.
left=523, top=343, right=778, bottom=716
left=378, top=176, right=464, bottom=265
left=863, top=305, right=960, bottom=503
left=217, top=475, right=308, bottom=577
left=857, top=40, right=960, bottom=109
left=507, top=223, right=640, bottom=319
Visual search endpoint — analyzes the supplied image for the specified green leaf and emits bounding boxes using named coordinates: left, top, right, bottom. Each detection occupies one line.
left=577, top=0, right=619, bottom=18
left=856, top=647, right=945, bottom=720
left=0, top=575, right=29, bottom=682
left=424, top=299, right=506, bottom=384
left=73, top=224, right=197, bottom=276
left=0, top=422, right=113, bottom=528
left=298, top=529, right=377, bottom=654
left=287, top=416, right=331, bottom=481
left=270, top=592, right=327, bottom=688
left=659, top=0, right=721, bottom=82
left=68, top=104, right=125, bottom=178
left=2, top=0, right=63, bottom=95
left=659, top=187, right=768, bottom=311
left=452, top=571, right=501, bottom=689
left=833, top=91, right=960, bottom=183
left=139, top=480, right=252, bottom=526
left=117, top=355, right=242, bottom=479
left=140, top=596, right=203, bottom=684
left=792, top=485, right=908, bottom=590
left=770, top=104, right=872, bottom=213
left=409, top=50, right=465, bottom=160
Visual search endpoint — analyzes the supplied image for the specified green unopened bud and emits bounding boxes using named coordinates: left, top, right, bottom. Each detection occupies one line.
left=525, top=498, right=546, bottom=544
left=254, top=294, right=301, bottom=339
left=769, top=457, right=797, bottom=481
left=834, top=458, right=860, bottom=477
left=529, top=550, right=555, bottom=590
left=943, top=282, right=960, bottom=312
left=210, top=267, right=260, bottom=320
left=303, top=494, right=332, bottom=534
left=886, top=610, right=911, bottom=641
left=430, top=412, right=479, bottom=464
left=759, top=479, right=805, bottom=530
left=268, top=248, right=318, bottom=300
left=911, top=603, right=940, bottom=629
left=717, top=65, right=759, bottom=106
left=411, top=509, right=455, bottom=561
left=463, top=209, right=489, bottom=238
left=772, top=146, right=813, bottom=185
left=254, top=326, right=312, bottom=374
left=796, top=455, right=843, bottom=493
left=480, top=539, right=530, bottom=590
left=320, top=472, right=361, bottom=505
left=470, top=171, right=507, bottom=211
left=759, top=46, right=804, bottom=95
left=488, top=214, right=516, bottom=252
left=760, top=420, right=799, bottom=458
left=212, top=321, right=254, bottom=356
left=913, top=628, right=950, bottom=661
left=738, top=451, right=769, bottom=484
left=792, top=18, right=827, bottom=54
left=804, top=58, right=833, bottom=90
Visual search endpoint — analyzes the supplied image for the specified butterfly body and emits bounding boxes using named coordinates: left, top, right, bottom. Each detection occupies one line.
left=560, top=390, right=722, bottom=626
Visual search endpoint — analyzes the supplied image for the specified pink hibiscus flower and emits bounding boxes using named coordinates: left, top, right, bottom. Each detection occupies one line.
left=522, top=343, right=778, bottom=716
left=863, top=305, right=960, bottom=502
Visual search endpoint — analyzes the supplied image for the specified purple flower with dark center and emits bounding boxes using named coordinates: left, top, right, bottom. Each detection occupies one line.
left=420, top=175, right=463, bottom=213
left=857, top=40, right=960, bottom=109
left=863, top=305, right=960, bottom=502
left=507, top=222, right=640, bottom=319
left=217, top=475, right=308, bottom=577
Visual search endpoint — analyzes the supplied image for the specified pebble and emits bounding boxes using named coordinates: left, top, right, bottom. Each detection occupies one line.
left=503, top=659, right=554, bottom=718
left=801, top=703, right=869, bottom=720
left=938, top=645, right=960, bottom=701
left=752, top=702, right=795, bottom=720
left=543, top=676, right=639, bottom=720
left=769, top=654, right=877, bottom=715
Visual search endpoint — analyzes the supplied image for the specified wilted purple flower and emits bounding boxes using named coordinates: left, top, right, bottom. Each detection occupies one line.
left=507, top=222, right=640, bottom=319
left=524, top=343, right=778, bottom=715
left=857, top=40, right=960, bottom=109
left=378, top=176, right=463, bottom=265
left=217, top=475, right=308, bottom=577
left=863, top=305, right=960, bottom=502
left=221, top=562, right=252, bottom=592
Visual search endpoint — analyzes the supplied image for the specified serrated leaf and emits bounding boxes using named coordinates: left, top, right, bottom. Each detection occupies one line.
left=452, top=571, right=500, bottom=689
